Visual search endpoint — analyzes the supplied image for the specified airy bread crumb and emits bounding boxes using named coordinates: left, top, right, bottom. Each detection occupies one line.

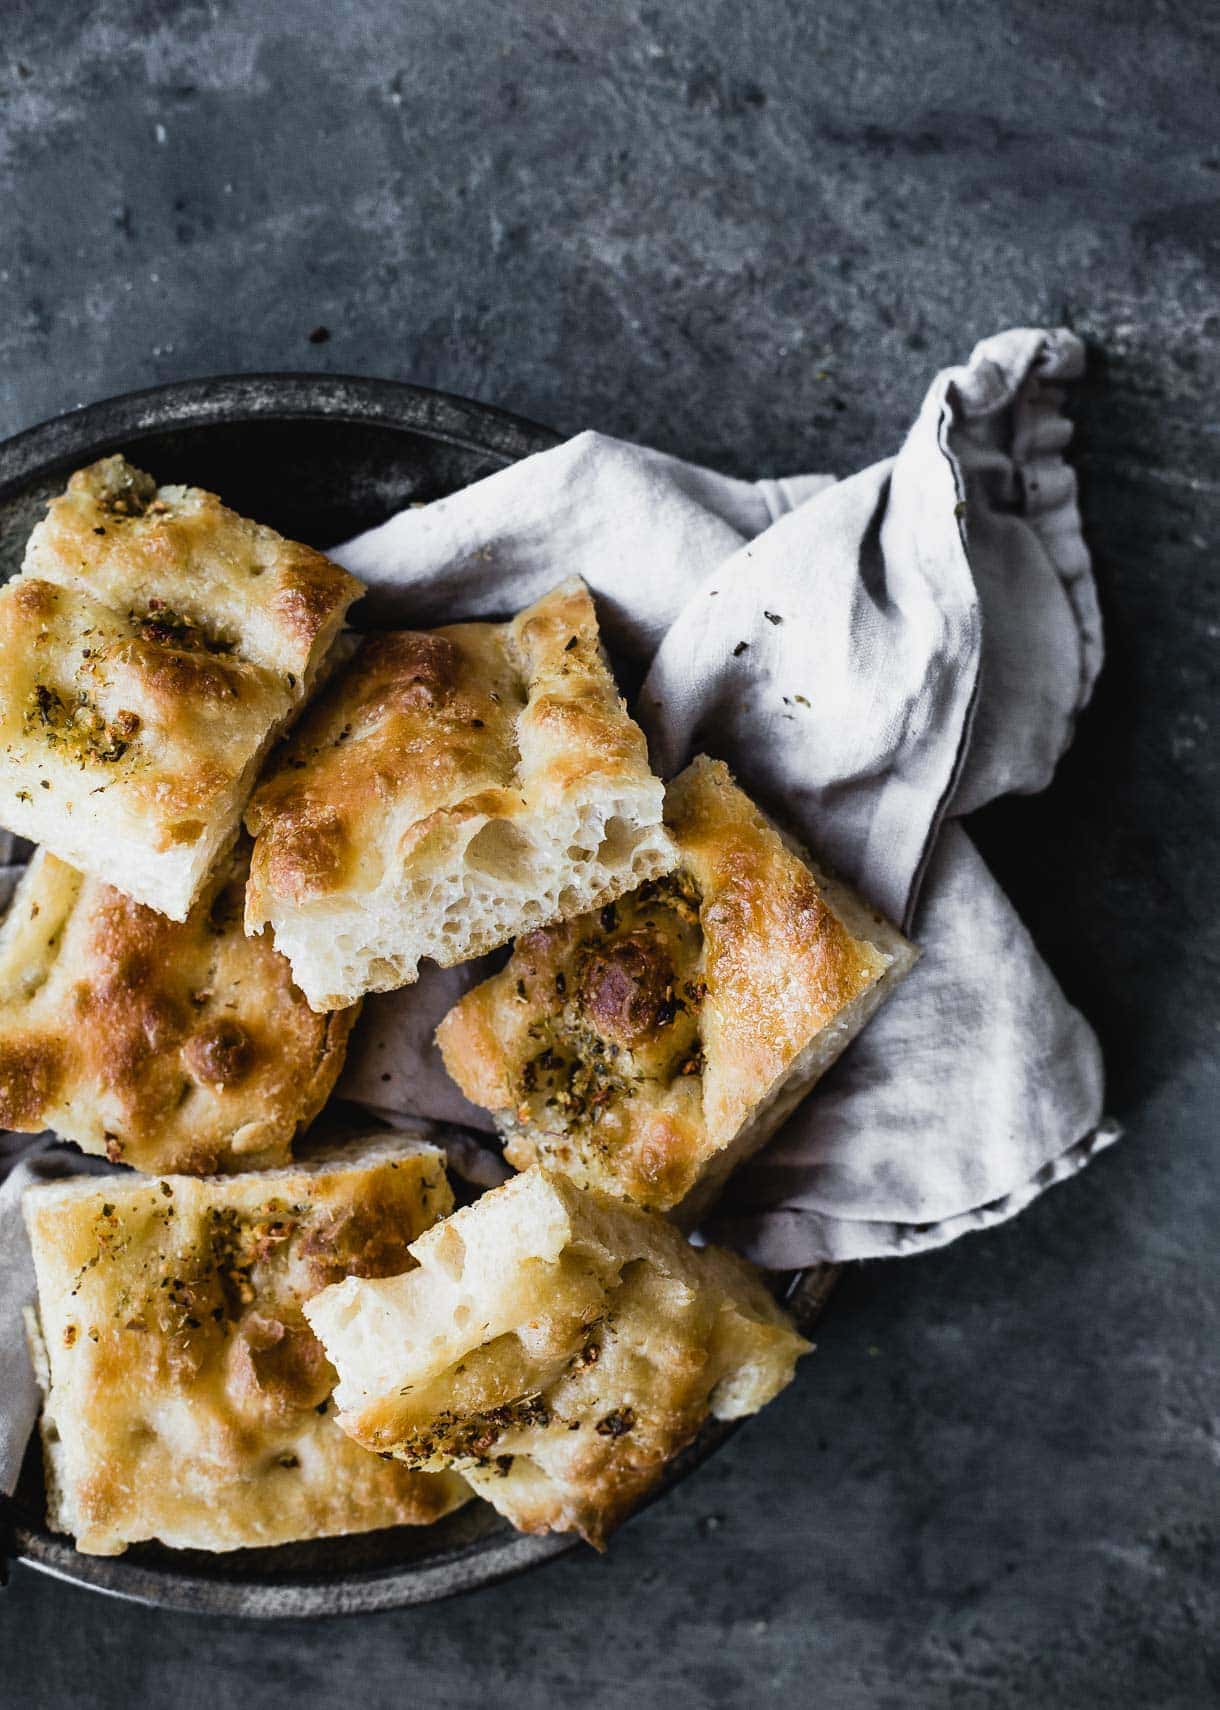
left=245, top=577, right=678, bottom=1009
left=305, top=1167, right=810, bottom=1546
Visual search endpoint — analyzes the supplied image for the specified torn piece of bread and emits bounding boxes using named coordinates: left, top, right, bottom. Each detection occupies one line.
left=244, top=577, right=678, bottom=1011
left=0, top=843, right=356, bottom=1175
left=0, top=456, right=362, bottom=919
left=438, top=755, right=917, bottom=1222
left=304, top=1166, right=810, bottom=1547
left=22, top=1132, right=467, bottom=1556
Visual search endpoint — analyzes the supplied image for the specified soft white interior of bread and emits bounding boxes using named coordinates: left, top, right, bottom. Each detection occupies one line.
left=273, top=782, right=677, bottom=1011
left=305, top=1170, right=588, bottom=1412
left=0, top=774, right=218, bottom=921
left=305, top=1168, right=810, bottom=1544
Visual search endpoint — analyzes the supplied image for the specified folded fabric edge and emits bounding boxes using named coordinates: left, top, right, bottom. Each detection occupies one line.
left=954, top=326, right=1102, bottom=740
left=707, top=1118, right=1122, bottom=1269
left=900, top=325, right=1091, bottom=924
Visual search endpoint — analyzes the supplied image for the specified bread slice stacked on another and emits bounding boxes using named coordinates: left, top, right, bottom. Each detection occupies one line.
left=244, top=578, right=678, bottom=1010
left=22, top=1133, right=468, bottom=1556
left=305, top=1166, right=810, bottom=1547
left=0, top=456, right=362, bottom=920
left=0, top=456, right=915, bottom=1561
left=438, top=755, right=917, bottom=1221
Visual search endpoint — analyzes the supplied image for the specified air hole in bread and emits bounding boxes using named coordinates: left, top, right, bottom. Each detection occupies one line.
left=255, top=796, right=680, bottom=1008
left=596, top=817, right=635, bottom=865
left=430, top=1222, right=467, bottom=1282
left=463, top=821, right=538, bottom=888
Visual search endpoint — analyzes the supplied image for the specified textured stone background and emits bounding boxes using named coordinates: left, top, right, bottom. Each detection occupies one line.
left=1, top=1, right=1218, bottom=1705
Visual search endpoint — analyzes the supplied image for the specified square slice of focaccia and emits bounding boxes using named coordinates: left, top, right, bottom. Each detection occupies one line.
left=0, top=456, right=362, bottom=920
left=244, top=577, right=678, bottom=1010
left=23, top=1133, right=468, bottom=1556
left=304, top=1167, right=809, bottom=1547
left=0, top=844, right=356, bottom=1175
left=437, top=755, right=918, bottom=1221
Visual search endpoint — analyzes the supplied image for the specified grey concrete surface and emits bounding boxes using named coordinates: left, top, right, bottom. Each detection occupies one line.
left=1, top=1, right=1217, bottom=1704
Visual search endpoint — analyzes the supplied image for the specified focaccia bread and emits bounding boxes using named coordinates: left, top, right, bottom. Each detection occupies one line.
left=244, top=578, right=677, bottom=1010
left=0, top=844, right=356, bottom=1175
left=23, top=1132, right=468, bottom=1556
left=0, top=456, right=362, bottom=919
left=437, top=755, right=917, bottom=1221
left=304, top=1166, right=809, bottom=1547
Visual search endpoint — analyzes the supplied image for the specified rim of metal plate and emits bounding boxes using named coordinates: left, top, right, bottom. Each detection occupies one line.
left=0, top=372, right=562, bottom=500
left=0, top=373, right=837, bottom=1618
left=9, top=1264, right=836, bottom=1618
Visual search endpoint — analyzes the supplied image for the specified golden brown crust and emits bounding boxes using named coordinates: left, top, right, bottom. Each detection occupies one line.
left=245, top=578, right=676, bottom=1008
left=0, top=456, right=362, bottom=918
left=438, top=756, right=913, bottom=1216
left=247, top=620, right=526, bottom=910
left=22, top=1136, right=467, bottom=1556
left=305, top=1168, right=809, bottom=1547
left=0, top=845, right=357, bottom=1174
left=0, top=1036, right=65, bottom=1127
left=27, top=457, right=359, bottom=672
left=664, top=757, right=892, bottom=1148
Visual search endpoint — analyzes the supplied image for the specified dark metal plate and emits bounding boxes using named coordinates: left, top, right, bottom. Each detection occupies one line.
left=0, top=375, right=838, bottom=1615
